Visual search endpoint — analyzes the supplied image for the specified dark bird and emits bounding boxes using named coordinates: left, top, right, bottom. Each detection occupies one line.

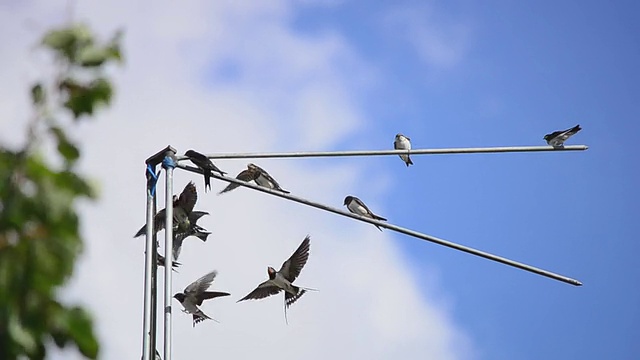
left=157, top=253, right=181, bottom=272
left=544, top=125, right=582, bottom=147
left=217, top=167, right=259, bottom=195
left=248, top=163, right=290, bottom=193
left=394, top=133, right=413, bottom=166
left=173, top=270, right=230, bottom=327
left=172, top=223, right=211, bottom=260
left=237, top=236, right=314, bottom=323
left=343, top=195, right=387, bottom=231
left=184, top=149, right=226, bottom=192
left=133, top=182, right=203, bottom=238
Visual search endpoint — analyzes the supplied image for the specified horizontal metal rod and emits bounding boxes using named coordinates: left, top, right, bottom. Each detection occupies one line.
left=177, top=164, right=582, bottom=286
left=175, top=145, right=588, bottom=161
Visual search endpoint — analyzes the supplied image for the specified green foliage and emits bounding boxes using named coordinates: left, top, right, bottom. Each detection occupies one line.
left=0, top=23, right=122, bottom=359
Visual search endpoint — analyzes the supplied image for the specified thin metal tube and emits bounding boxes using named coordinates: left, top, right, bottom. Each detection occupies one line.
left=142, top=186, right=155, bottom=360
left=163, top=168, right=174, bottom=360
left=150, top=200, right=158, bottom=360
left=174, top=145, right=588, bottom=161
left=177, top=164, right=582, bottom=286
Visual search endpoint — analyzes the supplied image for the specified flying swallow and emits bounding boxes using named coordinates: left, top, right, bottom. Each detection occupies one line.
left=394, top=133, right=413, bottom=166
left=134, top=182, right=201, bottom=238
left=544, top=125, right=582, bottom=147
left=343, top=195, right=387, bottom=231
left=237, top=236, right=314, bottom=323
left=184, top=150, right=226, bottom=193
left=172, top=223, right=211, bottom=261
left=247, top=163, right=290, bottom=193
left=217, top=167, right=260, bottom=195
left=173, top=270, right=231, bottom=327
left=157, top=253, right=181, bottom=272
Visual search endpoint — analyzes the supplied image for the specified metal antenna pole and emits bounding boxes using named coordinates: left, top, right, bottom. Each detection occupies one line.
left=149, top=199, right=158, bottom=360
left=141, top=179, right=155, bottom=360
left=174, top=145, right=589, bottom=161
left=178, top=164, right=582, bottom=286
left=162, top=153, right=176, bottom=360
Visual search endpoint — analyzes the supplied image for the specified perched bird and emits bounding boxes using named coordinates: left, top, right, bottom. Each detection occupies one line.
left=173, top=270, right=230, bottom=327
left=237, top=236, right=314, bottom=323
left=394, top=133, right=413, bottom=166
left=184, top=150, right=226, bottom=192
left=343, top=195, right=387, bottom=231
left=544, top=125, right=582, bottom=147
left=133, top=182, right=202, bottom=238
left=247, top=163, right=290, bottom=193
left=217, top=167, right=259, bottom=195
left=157, top=253, right=181, bottom=272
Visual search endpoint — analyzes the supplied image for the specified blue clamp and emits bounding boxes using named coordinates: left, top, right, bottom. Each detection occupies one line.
left=162, top=155, right=177, bottom=169
left=146, top=164, right=159, bottom=196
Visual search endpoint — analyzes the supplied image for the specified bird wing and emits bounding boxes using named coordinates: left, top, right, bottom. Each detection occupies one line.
left=278, top=236, right=311, bottom=282
left=251, top=164, right=285, bottom=189
left=184, top=270, right=217, bottom=295
left=185, top=150, right=208, bottom=167
left=352, top=196, right=373, bottom=215
left=172, top=233, right=185, bottom=260
left=218, top=169, right=258, bottom=195
left=188, top=210, right=209, bottom=223
left=134, top=209, right=166, bottom=237
left=175, top=181, right=197, bottom=214
left=237, top=281, right=281, bottom=302
left=197, top=291, right=231, bottom=305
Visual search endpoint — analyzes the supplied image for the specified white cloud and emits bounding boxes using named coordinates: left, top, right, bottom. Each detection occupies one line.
left=383, top=5, right=471, bottom=69
left=0, top=1, right=474, bottom=359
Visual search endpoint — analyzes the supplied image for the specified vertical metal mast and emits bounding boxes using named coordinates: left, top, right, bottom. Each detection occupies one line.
left=143, top=146, right=176, bottom=360
left=141, top=171, right=155, bottom=360
left=162, top=149, right=177, bottom=360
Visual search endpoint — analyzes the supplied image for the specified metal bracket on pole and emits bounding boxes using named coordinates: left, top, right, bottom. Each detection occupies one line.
left=161, top=148, right=177, bottom=360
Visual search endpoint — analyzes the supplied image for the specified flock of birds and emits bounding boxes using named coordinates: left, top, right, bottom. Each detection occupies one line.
left=135, top=125, right=582, bottom=328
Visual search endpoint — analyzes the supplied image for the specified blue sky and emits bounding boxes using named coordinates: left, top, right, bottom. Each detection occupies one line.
left=289, top=1, right=640, bottom=359
left=1, top=1, right=639, bottom=359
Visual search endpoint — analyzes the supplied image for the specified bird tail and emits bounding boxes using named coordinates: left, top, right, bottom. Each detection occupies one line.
left=283, top=285, right=317, bottom=325
left=192, top=310, right=212, bottom=327
left=373, top=214, right=387, bottom=221
left=570, top=124, right=582, bottom=134
left=204, top=169, right=212, bottom=192
left=192, top=225, right=211, bottom=242
left=406, top=157, right=413, bottom=166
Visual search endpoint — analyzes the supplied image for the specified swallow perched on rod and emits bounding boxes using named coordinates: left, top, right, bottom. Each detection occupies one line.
left=173, top=270, right=230, bottom=327
left=544, top=125, right=582, bottom=147
left=184, top=150, right=226, bottom=192
left=343, top=195, right=387, bottom=231
left=394, top=133, right=413, bottom=166
left=237, top=236, right=314, bottom=323
left=217, top=167, right=260, bottom=195
left=248, top=163, right=290, bottom=193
